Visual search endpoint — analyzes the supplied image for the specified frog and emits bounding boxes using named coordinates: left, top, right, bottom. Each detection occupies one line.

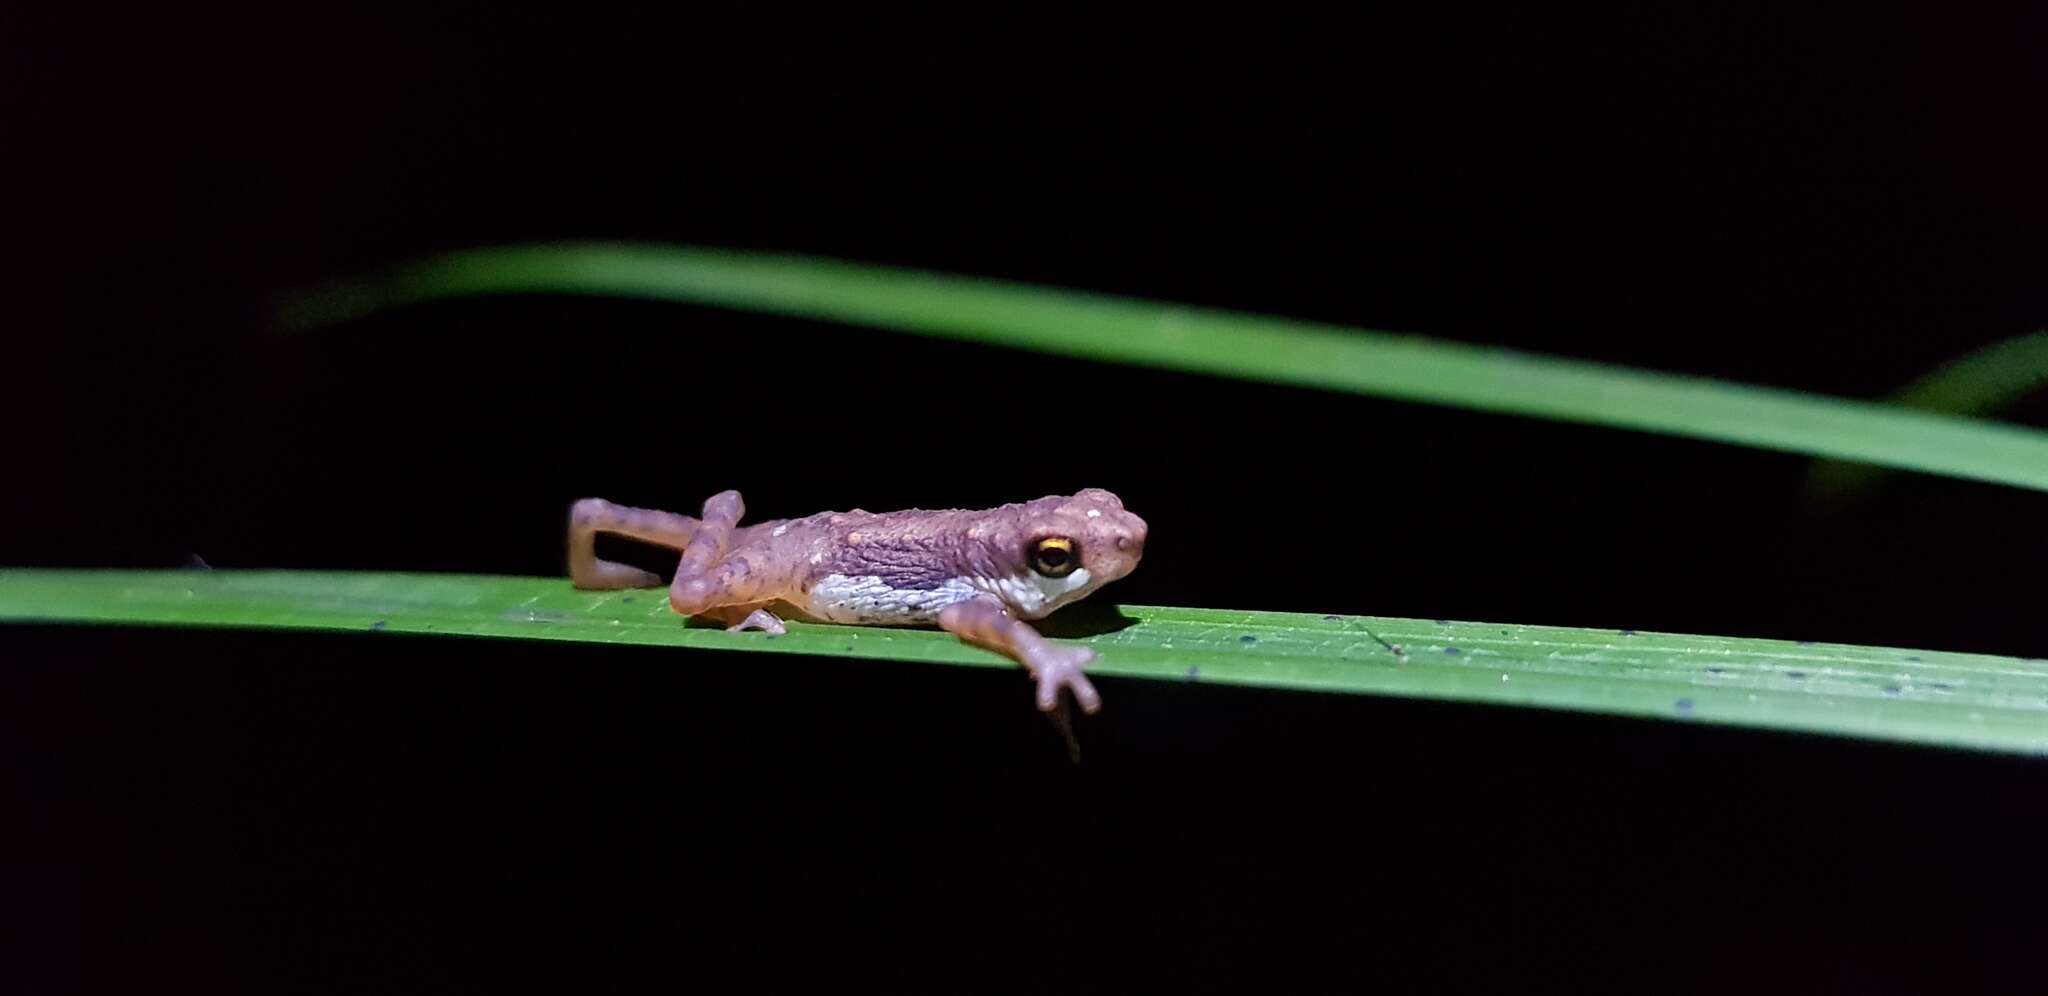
left=567, top=488, right=1148, bottom=718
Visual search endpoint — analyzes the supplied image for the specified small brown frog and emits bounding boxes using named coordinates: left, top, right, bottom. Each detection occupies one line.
left=568, top=489, right=1147, bottom=716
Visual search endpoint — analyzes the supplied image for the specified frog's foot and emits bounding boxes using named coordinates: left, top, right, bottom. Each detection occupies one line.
left=582, top=561, right=663, bottom=589
left=1024, top=643, right=1102, bottom=714
left=938, top=597, right=1104, bottom=715
left=726, top=609, right=786, bottom=635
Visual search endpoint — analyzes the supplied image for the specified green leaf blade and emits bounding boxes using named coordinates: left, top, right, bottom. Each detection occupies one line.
left=1809, top=331, right=2048, bottom=497
left=279, top=242, right=2048, bottom=492
left=5, top=569, right=2044, bottom=757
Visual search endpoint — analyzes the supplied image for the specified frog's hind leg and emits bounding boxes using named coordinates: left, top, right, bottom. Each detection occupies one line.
left=567, top=497, right=700, bottom=589
left=666, top=490, right=753, bottom=616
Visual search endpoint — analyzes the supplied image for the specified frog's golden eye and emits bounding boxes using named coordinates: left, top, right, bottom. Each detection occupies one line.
left=1029, top=536, right=1079, bottom=578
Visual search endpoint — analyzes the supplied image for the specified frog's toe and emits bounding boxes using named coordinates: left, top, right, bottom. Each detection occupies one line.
left=727, top=609, right=786, bottom=635
left=578, top=560, right=663, bottom=590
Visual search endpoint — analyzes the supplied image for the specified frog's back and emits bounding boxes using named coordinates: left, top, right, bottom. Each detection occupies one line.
left=768, top=505, right=1000, bottom=625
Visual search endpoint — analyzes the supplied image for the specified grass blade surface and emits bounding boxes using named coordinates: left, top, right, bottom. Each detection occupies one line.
left=278, top=242, right=2048, bottom=492
left=6, top=569, right=2044, bottom=757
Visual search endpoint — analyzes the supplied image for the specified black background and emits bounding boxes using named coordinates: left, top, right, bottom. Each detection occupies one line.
left=6, top=5, right=2046, bottom=993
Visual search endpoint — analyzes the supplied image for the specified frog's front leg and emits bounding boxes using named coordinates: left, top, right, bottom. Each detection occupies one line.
left=938, top=597, right=1103, bottom=714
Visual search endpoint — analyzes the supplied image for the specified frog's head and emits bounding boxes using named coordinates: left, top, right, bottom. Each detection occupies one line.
left=970, top=488, right=1147, bottom=619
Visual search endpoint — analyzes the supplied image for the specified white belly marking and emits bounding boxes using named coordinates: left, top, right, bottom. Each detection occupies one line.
left=806, top=574, right=981, bottom=624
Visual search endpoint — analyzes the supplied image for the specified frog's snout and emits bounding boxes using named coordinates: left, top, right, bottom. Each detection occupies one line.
left=1114, top=515, right=1148, bottom=557
left=1116, top=521, right=1147, bottom=554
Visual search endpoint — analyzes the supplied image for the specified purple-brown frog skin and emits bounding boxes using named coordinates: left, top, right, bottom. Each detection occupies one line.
left=567, top=489, right=1147, bottom=714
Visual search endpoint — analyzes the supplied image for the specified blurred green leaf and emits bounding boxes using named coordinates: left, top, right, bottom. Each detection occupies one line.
left=1809, top=331, right=2048, bottom=498
left=279, top=241, right=2048, bottom=492
left=6, top=569, right=2045, bottom=756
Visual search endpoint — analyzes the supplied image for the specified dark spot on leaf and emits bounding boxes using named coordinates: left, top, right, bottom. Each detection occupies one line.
left=1185, top=666, right=1200, bottom=681
left=1618, top=629, right=1636, bottom=637
left=1674, top=698, right=1694, bottom=713
left=1786, top=671, right=1807, bottom=680
left=622, top=596, right=635, bottom=603
left=1882, top=685, right=1901, bottom=695
left=1929, top=681, right=1955, bottom=692
left=844, top=645, right=856, bottom=652
left=1443, top=647, right=1462, bottom=656
left=370, top=620, right=387, bottom=632
left=1905, top=655, right=1922, bottom=662
left=1433, top=619, right=1450, bottom=626
left=1238, top=634, right=1257, bottom=644
left=1323, top=614, right=1341, bottom=622
left=1706, top=667, right=1725, bottom=675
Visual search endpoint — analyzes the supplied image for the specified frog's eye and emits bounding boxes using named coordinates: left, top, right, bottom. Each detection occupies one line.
left=1029, top=536, right=1079, bottom=578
